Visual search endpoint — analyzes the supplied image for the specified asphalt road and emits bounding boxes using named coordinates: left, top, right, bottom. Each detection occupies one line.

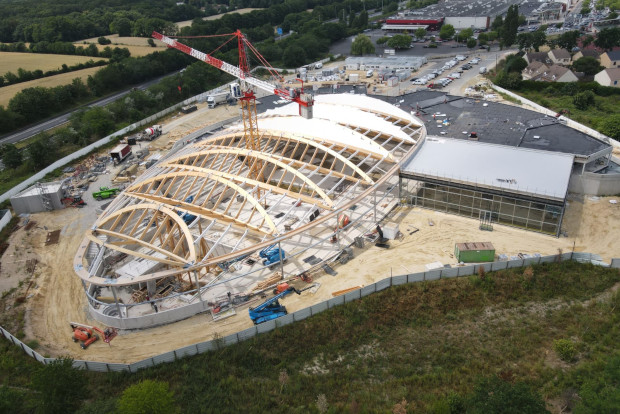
left=0, top=71, right=181, bottom=146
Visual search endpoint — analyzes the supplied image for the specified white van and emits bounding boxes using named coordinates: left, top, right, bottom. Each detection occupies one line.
left=479, top=66, right=488, bottom=74
left=366, top=69, right=374, bottom=78
left=315, top=62, right=323, bottom=69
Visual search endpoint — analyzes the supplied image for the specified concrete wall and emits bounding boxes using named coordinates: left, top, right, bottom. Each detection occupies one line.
left=0, top=209, right=12, bottom=232
left=10, top=185, right=64, bottom=215
left=569, top=170, right=620, bottom=195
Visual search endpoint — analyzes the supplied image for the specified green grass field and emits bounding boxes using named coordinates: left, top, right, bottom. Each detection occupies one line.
left=1, top=260, right=618, bottom=413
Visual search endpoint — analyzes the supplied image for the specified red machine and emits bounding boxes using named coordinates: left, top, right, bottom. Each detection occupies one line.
left=70, top=322, right=117, bottom=349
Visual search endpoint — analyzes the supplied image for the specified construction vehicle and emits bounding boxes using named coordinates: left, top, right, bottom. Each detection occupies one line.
left=206, top=91, right=232, bottom=108
left=92, top=187, right=120, bottom=201
left=141, top=125, right=163, bottom=141
left=259, top=244, right=286, bottom=269
left=110, top=144, right=132, bottom=163
left=62, top=196, right=86, bottom=208
left=70, top=322, right=117, bottom=349
left=181, top=104, right=197, bottom=114
left=248, top=287, right=301, bottom=324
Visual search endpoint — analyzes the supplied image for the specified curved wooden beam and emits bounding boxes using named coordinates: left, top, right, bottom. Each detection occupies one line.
left=164, top=163, right=333, bottom=210
left=195, top=136, right=376, bottom=184
left=127, top=172, right=277, bottom=234
left=165, top=148, right=336, bottom=204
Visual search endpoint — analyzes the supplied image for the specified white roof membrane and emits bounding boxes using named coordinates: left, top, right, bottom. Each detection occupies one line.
left=401, top=138, right=574, bottom=200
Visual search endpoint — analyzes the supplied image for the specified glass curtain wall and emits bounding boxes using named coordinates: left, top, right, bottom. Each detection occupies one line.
left=400, top=178, right=564, bottom=236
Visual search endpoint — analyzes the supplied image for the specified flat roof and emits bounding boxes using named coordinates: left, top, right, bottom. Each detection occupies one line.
left=401, top=137, right=574, bottom=201
left=377, top=91, right=611, bottom=159
left=15, top=182, right=62, bottom=198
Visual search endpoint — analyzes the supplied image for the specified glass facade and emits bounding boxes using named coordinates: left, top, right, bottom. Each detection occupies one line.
left=400, top=178, right=564, bottom=236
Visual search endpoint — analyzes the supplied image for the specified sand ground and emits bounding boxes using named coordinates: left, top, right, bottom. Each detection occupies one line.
left=2, top=88, right=620, bottom=363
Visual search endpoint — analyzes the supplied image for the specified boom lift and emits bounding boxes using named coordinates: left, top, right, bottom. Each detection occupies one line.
left=70, top=322, right=117, bottom=349
left=249, top=287, right=301, bottom=325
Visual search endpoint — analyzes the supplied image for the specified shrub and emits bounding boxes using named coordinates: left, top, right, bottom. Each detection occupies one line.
left=117, top=380, right=176, bottom=414
left=573, top=90, right=595, bottom=110
left=466, top=376, right=548, bottom=413
left=554, top=338, right=577, bottom=362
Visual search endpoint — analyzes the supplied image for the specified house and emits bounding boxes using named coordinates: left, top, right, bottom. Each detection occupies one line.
left=522, top=61, right=549, bottom=80
left=600, top=51, right=620, bottom=68
left=547, top=48, right=571, bottom=65
left=537, top=65, right=579, bottom=82
left=594, top=68, right=620, bottom=87
left=573, top=49, right=600, bottom=61
left=524, top=51, right=549, bottom=65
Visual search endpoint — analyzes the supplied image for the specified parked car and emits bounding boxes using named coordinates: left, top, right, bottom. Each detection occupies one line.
left=455, top=55, right=466, bottom=61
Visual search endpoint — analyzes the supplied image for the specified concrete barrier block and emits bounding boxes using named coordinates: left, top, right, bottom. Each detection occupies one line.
left=408, top=273, right=425, bottom=283
left=311, top=301, right=328, bottom=314
left=328, top=296, right=345, bottom=308
left=611, top=258, right=620, bottom=268
left=523, top=257, right=538, bottom=266
left=507, top=259, right=524, bottom=269
left=457, top=265, right=475, bottom=277
left=425, top=270, right=441, bottom=280
left=539, top=255, right=556, bottom=264
left=237, top=327, right=258, bottom=341
left=275, top=313, right=294, bottom=328
left=441, top=267, right=458, bottom=278
left=375, top=278, right=390, bottom=292
left=222, top=333, right=238, bottom=347
left=196, top=341, right=215, bottom=353
left=491, top=261, right=508, bottom=271
left=153, top=352, right=176, bottom=364
left=392, top=275, right=407, bottom=285
left=360, top=285, right=376, bottom=297
left=175, top=344, right=198, bottom=359
left=257, top=319, right=276, bottom=334
left=293, top=307, right=312, bottom=321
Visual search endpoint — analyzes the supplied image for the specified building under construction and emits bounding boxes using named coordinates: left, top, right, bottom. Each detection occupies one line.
left=74, top=93, right=425, bottom=329
left=10, top=181, right=66, bottom=215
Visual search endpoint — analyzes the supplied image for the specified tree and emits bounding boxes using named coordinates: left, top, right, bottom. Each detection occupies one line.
left=555, top=30, right=580, bottom=51
left=387, top=34, right=412, bottom=49
left=110, top=17, right=132, bottom=37
left=598, top=114, right=620, bottom=140
left=594, top=27, right=620, bottom=51
left=414, top=27, right=426, bottom=39
left=572, top=56, right=603, bottom=76
left=491, top=15, right=503, bottom=32
left=573, top=90, right=595, bottom=110
left=439, top=24, right=455, bottom=40
left=505, top=55, right=528, bottom=73
left=1, top=143, right=22, bottom=169
left=466, top=376, right=548, bottom=413
left=98, top=36, right=111, bottom=45
left=358, top=10, right=369, bottom=28
left=147, top=38, right=156, bottom=47
left=118, top=380, right=176, bottom=414
left=517, top=32, right=532, bottom=50
left=503, top=4, right=519, bottom=46
left=467, top=38, right=477, bottom=49
left=531, top=30, right=547, bottom=52
left=32, top=357, right=87, bottom=414
left=283, top=44, right=307, bottom=67
left=350, top=34, right=375, bottom=55
left=376, top=36, right=390, bottom=45
left=495, top=71, right=522, bottom=89
left=457, top=28, right=474, bottom=43
left=582, top=34, right=595, bottom=48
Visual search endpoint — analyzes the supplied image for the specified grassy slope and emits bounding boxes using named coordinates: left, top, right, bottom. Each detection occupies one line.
left=1, top=261, right=619, bottom=413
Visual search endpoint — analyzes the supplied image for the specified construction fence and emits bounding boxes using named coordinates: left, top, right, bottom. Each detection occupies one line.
left=1, top=252, right=618, bottom=373
left=0, top=84, right=239, bottom=204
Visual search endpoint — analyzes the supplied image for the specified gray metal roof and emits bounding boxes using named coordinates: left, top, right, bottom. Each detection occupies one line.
left=401, top=137, right=574, bottom=201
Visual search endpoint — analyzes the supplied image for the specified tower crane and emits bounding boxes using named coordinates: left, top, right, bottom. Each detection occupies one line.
left=153, top=30, right=313, bottom=192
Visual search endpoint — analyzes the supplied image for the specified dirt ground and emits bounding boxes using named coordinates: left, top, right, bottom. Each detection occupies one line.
left=7, top=193, right=618, bottom=363
left=2, top=89, right=620, bottom=363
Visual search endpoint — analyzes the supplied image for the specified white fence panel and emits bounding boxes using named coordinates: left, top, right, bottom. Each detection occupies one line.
left=441, top=267, right=459, bottom=278
left=196, top=341, right=216, bottom=353
left=275, top=313, right=294, bottom=328
left=507, top=259, right=524, bottom=269
left=328, top=296, right=345, bottom=308
left=391, top=275, right=407, bottom=285
left=457, top=265, right=475, bottom=276
left=360, top=285, right=376, bottom=297
left=523, top=257, right=539, bottom=266
left=130, top=359, right=155, bottom=373
left=237, top=327, right=258, bottom=341
left=222, top=333, right=239, bottom=347
left=561, top=252, right=573, bottom=261
left=344, top=289, right=361, bottom=302
left=408, top=272, right=425, bottom=283
left=375, top=278, right=391, bottom=292
left=293, top=307, right=312, bottom=321
left=175, top=345, right=198, bottom=359
left=83, top=361, right=110, bottom=372
left=491, top=261, right=509, bottom=271
left=107, top=363, right=131, bottom=372
left=257, top=319, right=276, bottom=334
left=425, top=270, right=441, bottom=281
left=311, top=301, right=328, bottom=314
left=611, top=258, right=620, bottom=268
left=476, top=263, right=493, bottom=274
left=152, top=351, right=176, bottom=365
left=539, top=255, right=556, bottom=264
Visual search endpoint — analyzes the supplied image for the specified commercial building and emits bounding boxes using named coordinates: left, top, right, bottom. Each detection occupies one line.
left=345, top=56, right=427, bottom=72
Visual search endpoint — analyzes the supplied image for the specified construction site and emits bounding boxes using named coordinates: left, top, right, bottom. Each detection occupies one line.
left=2, top=31, right=620, bottom=363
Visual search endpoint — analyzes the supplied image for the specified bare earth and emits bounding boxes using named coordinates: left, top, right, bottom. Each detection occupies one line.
left=74, top=36, right=167, bottom=57
left=175, top=8, right=261, bottom=28
left=0, top=52, right=105, bottom=74
left=2, top=90, right=619, bottom=363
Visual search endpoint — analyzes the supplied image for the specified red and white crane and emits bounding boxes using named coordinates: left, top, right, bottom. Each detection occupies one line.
left=152, top=30, right=314, bottom=185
